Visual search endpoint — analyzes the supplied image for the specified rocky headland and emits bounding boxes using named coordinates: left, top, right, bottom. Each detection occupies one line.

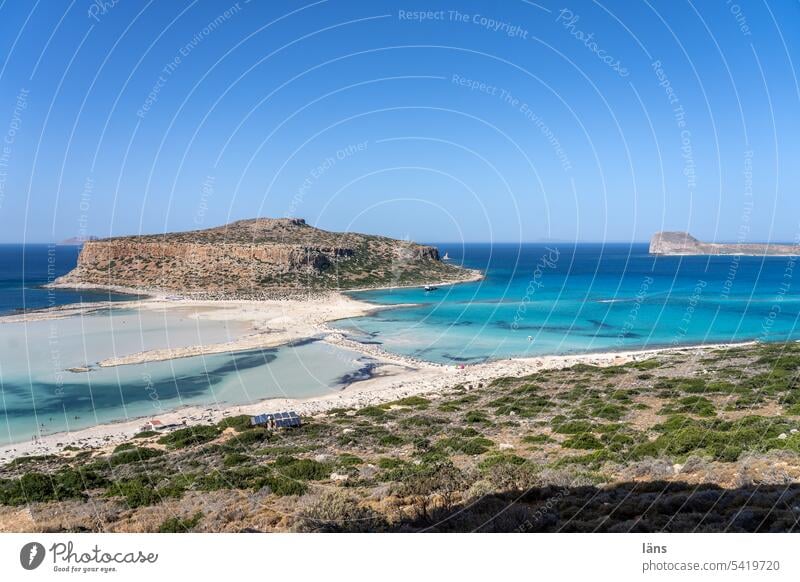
left=650, top=231, right=800, bottom=256
left=52, top=218, right=477, bottom=298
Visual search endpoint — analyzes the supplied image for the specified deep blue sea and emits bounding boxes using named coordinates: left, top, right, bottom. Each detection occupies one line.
left=0, top=244, right=138, bottom=314
left=1, top=242, right=799, bottom=446
left=336, top=243, right=800, bottom=363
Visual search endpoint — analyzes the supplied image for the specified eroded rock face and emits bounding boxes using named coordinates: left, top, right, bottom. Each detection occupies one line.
left=54, top=218, right=466, bottom=297
left=650, top=231, right=800, bottom=256
left=649, top=232, right=702, bottom=255
left=76, top=240, right=356, bottom=270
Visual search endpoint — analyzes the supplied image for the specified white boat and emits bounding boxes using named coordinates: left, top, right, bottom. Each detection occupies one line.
left=442, top=251, right=450, bottom=260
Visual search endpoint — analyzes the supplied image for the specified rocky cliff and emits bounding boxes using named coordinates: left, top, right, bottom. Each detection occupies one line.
left=54, top=218, right=474, bottom=297
left=650, top=231, right=800, bottom=256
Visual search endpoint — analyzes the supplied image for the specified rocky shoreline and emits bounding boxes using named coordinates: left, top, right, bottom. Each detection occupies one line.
left=52, top=217, right=477, bottom=296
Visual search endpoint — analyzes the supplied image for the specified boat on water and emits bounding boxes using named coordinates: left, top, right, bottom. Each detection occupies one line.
left=424, top=285, right=438, bottom=292
left=442, top=251, right=451, bottom=260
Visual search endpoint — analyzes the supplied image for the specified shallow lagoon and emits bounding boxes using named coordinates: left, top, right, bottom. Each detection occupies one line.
left=0, top=307, right=367, bottom=445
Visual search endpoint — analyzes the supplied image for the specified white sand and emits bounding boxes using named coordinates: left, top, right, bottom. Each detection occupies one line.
left=0, top=295, right=752, bottom=463
left=0, top=285, right=757, bottom=461
left=93, top=295, right=397, bottom=367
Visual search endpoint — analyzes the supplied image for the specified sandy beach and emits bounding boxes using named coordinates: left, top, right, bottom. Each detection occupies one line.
left=0, top=284, right=753, bottom=463
left=0, top=278, right=759, bottom=462
left=1, top=290, right=411, bottom=363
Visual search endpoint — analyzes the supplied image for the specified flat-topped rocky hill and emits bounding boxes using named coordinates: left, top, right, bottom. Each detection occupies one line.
left=54, top=218, right=475, bottom=297
left=650, top=231, right=800, bottom=256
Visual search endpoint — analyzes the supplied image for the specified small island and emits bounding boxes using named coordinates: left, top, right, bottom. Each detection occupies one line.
left=52, top=217, right=477, bottom=297
left=650, top=231, right=800, bottom=256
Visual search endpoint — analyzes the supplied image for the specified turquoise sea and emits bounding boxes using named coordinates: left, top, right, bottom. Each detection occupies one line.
left=336, top=243, right=800, bottom=363
left=1, top=242, right=799, bottom=446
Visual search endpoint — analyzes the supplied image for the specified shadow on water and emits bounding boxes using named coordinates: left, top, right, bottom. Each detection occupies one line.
left=1, top=348, right=278, bottom=418
left=335, top=360, right=379, bottom=387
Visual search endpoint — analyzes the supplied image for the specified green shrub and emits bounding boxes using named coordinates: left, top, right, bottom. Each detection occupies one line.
left=107, top=478, right=160, bottom=508
left=107, top=473, right=187, bottom=508
left=478, top=454, right=526, bottom=471
left=254, top=445, right=310, bottom=457
left=437, top=436, right=493, bottom=455
left=465, top=411, right=490, bottom=424
left=377, top=457, right=405, bottom=469
left=660, top=396, right=716, bottom=417
left=522, top=434, right=555, bottom=445
left=563, top=434, right=605, bottom=450
left=384, top=396, right=430, bottom=408
left=272, top=457, right=330, bottom=481
left=590, top=403, right=626, bottom=421
left=7, top=455, right=59, bottom=467
left=490, top=394, right=552, bottom=417
left=378, top=434, right=405, bottom=447
left=262, top=475, right=307, bottom=496
left=0, top=469, right=107, bottom=506
left=194, top=471, right=232, bottom=491
left=216, top=415, right=255, bottom=432
left=627, top=359, right=662, bottom=370
left=398, top=415, right=447, bottom=428
left=227, top=427, right=270, bottom=446
left=223, top=453, right=250, bottom=467
left=631, top=415, right=800, bottom=462
left=376, top=459, right=418, bottom=482
left=786, top=403, right=800, bottom=415
left=194, top=467, right=269, bottom=491
left=600, top=432, right=636, bottom=451
left=551, top=419, right=594, bottom=434
left=109, top=447, right=164, bottom=467
left=158, top=425, right=220, bottom=449
left=356, top=406, right=387, bottom=418
left=337, top=454, right=363, bottom=467
left=158, top=511, right=203, bottom=533
left=655, top=377, right=707, bottom=395
left=0, top=474, right=47, bottom=505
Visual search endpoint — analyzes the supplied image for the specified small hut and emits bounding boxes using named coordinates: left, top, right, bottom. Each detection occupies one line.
left=140, top=419, right=164, bottom=432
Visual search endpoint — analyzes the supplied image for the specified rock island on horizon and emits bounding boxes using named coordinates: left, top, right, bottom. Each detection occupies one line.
left=650, top=231, right=800, bottom=256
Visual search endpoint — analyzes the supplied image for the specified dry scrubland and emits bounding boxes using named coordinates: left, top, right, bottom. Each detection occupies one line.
left=3, top=342, right=800, bottom=532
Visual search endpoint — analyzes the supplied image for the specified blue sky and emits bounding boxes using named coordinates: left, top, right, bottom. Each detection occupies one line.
left=0, top=0, right=798, bottom=243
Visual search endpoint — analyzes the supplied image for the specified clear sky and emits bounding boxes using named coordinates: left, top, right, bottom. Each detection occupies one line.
left=0, top=0, right=798, bottom=243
